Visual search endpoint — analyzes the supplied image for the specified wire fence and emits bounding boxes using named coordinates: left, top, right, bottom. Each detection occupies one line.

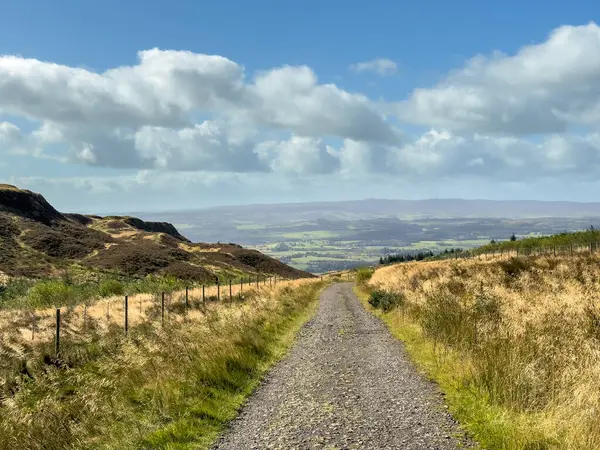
left=434, top=242, right=600, bottom=261
left=0, top=274, right=302, bottom=355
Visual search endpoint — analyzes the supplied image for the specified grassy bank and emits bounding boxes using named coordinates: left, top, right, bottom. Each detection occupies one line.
left=0, top=273, right=191, bottom=310
left=355, top=256, right=600, bottom=449
left=0, top=280, right=324, bottom=449
left=469, top=228, right=600, bottom=256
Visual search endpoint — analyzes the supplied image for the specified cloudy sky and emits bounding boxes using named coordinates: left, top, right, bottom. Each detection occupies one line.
left=2, top=0, right=600, bottom=213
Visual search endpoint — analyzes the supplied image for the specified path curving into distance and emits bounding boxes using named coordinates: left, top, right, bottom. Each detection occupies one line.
left=212, top=283, right=474, bottom=450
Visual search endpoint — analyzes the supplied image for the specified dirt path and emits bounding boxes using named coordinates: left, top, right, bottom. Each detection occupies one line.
left=212, top=283, right=473, bottom=449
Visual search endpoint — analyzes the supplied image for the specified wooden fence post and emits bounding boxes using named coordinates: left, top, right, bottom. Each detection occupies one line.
left=55, top=308, right=61, bottom=356
left=229, top=280, right=232, bottom=301
left=202, top=285, right=205, bottom=306
left=185, top=287, right=189, bottom=310
left=217, top=282, right=220, bottom=301
left=161, top=292, right=165, bottom=327
left=124, top=295, right=128, bottom=336
left=83, top=304, right=87, bottom=331
left=256, top=275, right=259, bottom=289
left=31, top=312, right=35, bottom=341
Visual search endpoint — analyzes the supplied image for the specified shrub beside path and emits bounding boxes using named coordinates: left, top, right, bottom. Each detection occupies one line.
left=212, top=283, right=474, bottom=449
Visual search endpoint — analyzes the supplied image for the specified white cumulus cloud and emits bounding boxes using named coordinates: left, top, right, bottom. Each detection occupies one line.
left=398, top=22, right=600, bottom=135
left=0, top=50, right=399, bottom=174
left=5, top=22, right=600, bottom=187
left=256, top=136, right=339, bottom=174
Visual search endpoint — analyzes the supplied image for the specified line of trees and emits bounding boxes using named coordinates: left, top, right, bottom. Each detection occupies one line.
left=379, top=250, right=435, bottom=264
left=380, top=247, right=467, bottom=265
left=480, top=227, right=600, bottom=253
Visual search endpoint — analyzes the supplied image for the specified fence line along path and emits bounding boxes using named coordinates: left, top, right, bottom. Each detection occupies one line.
left=436, top=241, right=600, bottom=262
left=1, top=275, right=303, bottom=352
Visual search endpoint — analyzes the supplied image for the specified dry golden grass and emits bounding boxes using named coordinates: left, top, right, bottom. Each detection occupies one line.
left=179, top=243, right=222, bottom=253
left=0, top=184, right=22, bottom=191
left=367, top=254, right=600, bottom=449
left=107, top=230, right=139, bottom=239
left=0, top=278, right=309, bottom=345
left=0, top=278, right=325, bottom=449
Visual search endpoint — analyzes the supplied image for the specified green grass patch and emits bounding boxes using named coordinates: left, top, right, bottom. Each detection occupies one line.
left=0, top=273, right=194, bottom=310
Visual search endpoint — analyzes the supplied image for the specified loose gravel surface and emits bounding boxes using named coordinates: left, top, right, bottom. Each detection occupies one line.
left=212, top=283, right=474, bottom=450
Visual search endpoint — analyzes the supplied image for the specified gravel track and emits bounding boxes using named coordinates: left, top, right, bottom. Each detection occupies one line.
left=212, top=283, right=473, bottom=449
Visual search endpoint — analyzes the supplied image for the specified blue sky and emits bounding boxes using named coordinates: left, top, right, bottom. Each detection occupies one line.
left=1, top=1, right=600, bottom=212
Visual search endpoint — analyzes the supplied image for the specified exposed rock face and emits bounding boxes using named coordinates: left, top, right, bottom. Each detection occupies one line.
left=0, top=185, right=64, bottom=225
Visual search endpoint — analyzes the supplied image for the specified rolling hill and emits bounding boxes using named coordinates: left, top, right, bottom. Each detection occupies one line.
left=0, top=184, right=312, bottom=281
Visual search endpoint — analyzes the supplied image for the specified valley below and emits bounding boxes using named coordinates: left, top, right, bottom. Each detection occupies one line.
left=137, top=199, right=600, bottom=273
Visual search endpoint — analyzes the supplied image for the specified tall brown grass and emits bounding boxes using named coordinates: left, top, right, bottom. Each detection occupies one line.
left=367, top=255, right=600, bottom=449
left=0, top=278, right=323, bottom=449
left=0, top=277, right=310, bottom=344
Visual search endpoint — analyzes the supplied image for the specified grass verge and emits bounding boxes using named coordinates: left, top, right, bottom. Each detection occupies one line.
left=355, top=285, right=559, bottom=450
left=0, top=280, right=325, bottom=449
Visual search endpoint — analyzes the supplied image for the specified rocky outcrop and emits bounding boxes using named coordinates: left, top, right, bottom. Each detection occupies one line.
left=0, top=185, right=65, bottom=225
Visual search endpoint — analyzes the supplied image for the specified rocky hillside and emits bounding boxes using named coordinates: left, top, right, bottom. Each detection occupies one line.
left=0, top=184, right=313, bottom=281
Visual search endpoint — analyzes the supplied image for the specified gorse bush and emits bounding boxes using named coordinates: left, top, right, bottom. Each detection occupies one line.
left=27, top=279, right=75, bottom=308
left=0, top=278, right=36, bottom=308
left=355, top=267, right=374, bottom=285
left=498, top=257, right=533, bottom=278
left=368, top=290, right=404, bottom=312
left=98, top=278, right=124, bottom=297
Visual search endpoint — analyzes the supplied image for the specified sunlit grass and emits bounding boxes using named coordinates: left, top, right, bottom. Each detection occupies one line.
left=0, top=279, right=325, bottom=449
left=361, top=254, right=600, bottom=449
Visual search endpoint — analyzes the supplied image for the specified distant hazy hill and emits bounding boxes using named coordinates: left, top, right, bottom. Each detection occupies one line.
left=0, top=184, right=312, bottom=280
left=136, top=198, right=600, bottom=225
left=218, top=199, right=600, bottom=220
